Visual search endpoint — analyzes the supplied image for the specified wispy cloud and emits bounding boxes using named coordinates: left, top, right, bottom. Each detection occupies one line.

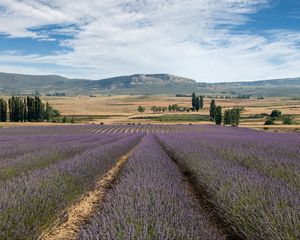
left=0, top=0, right=299, bottom=82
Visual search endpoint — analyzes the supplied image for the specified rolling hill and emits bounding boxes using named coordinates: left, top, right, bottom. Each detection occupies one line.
left=0, top=72, right=299, bottom=97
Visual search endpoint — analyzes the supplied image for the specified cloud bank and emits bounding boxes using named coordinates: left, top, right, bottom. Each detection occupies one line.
left=0, top=0, right=300, bottom=82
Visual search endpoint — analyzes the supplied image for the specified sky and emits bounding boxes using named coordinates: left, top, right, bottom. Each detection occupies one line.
left=0, top=0, right=300, bottom=82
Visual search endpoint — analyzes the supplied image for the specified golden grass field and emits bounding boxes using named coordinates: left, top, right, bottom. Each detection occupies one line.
left=1, top=95, right=300, bottom=132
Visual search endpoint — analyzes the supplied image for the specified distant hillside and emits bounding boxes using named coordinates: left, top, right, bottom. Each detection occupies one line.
left=0, top=72, right=299, bottom=97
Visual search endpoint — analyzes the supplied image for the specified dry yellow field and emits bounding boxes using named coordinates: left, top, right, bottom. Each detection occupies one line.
left=1, top=95, right=300, bottom=132
left=40, top=95, right=299, bottom=114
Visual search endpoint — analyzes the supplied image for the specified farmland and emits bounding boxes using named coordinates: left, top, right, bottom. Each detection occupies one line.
left=0, top=124, right=299, bottom=240
left=1, top=95, right=300, bottom=133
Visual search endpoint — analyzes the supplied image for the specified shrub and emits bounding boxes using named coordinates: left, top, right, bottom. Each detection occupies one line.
left=62, top=116, right=68, bottom=123
left=264, top=118, right=275, bottom=125
left=270, top=110, right=282, bottom=118
left=282, top=116, right=294, bottom=125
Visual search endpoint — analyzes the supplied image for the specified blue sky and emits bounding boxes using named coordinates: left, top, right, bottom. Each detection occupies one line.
left=0, top=0, right=300, bottom=82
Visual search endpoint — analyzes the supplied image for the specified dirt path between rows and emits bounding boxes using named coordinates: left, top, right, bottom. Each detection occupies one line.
left=156, top=138, right=244, bottom=240
left=39, top=149, right=134, bottom=240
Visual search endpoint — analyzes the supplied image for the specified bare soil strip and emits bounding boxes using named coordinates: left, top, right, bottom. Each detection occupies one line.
left=39, top=149, right=134, bottom=240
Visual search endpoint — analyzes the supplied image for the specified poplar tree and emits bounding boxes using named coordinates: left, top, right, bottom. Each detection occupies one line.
left=23, top=98, right=27, bottom=122
left=195, top=97, right=200, bottom=111
left=45, top=102, right=52, bottom=122
left=215, top=106, right=222, bottom=125
left=223, top=110, right=228, bottom=125
left=27, top=96, right=34, bottom=121
left=209, top=99, right=216, bottom=120
left=233, top=108, right=240, bottom=126
left=0, top=99, right=7, bottom=122
left=199, top=96, right=204, bottom=109
left=192, top=93, right=196, bottom=111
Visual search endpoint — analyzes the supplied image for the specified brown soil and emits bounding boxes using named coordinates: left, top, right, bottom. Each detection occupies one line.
left=39, top=149, right=134, bottom=240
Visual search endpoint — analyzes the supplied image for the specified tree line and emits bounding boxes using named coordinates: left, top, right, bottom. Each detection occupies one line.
left=136, top=94, right=241, bottom=126
left=151, top=106, right=167, bottom=114
left=264, top=110, right=294, bottom=125
left=0, top=96, right=59, bottom=122
left=209, top=99, right=241, bottom=126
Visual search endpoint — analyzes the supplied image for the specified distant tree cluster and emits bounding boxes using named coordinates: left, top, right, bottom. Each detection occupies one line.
left=234, top=95, right=251, bottom=99
left=45, top=92, right=66, bottom=96
left=191, top=93, right=204, bottom=111
left=0, top=96, right=59, bottom=122
left=151, top=106, right=167, bottom=114
left=138, top=103, right=198, bottom=114
left=223, top=108, right=241, bottom=126
left=205, top=94, right=252, bottom=99
left=264, top=109, right=294, bottom=125
left=168, top=104, right=179, bottom=111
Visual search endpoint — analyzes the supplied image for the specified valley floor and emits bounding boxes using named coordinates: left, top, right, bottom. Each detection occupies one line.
left=1, top=95, right=300, bottom=133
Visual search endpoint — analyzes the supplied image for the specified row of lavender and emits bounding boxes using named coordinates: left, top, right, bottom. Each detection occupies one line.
left=78, top=135, right=224, bottom=239
left=157, top=126, right=300, bottom=240
left=0, top=126, right=143, bottom=240
left=0, top=134, right=129, bottom=181
left=0, top=124, right=209, bottom=136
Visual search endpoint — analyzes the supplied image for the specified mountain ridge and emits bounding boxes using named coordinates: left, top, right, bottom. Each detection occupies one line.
left=0, top=72, right=299, bottom=97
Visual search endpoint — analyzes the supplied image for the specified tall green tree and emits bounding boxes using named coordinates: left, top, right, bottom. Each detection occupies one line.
left=195, top=97, right=200, bottom=111
left=8, top=97, right=25, bottom=122
left=23, top=98, right=27, bottom=122
left=0, top=99, right=7, bottom=122
left=19, top=99, right=25, bottom=122
left=199, top=96, right=204, bottom=109
left=215, top=106, right=222, bottom=125
left=8, top=97, right=17, bottom=122
left=192, top=93, right=196, bottom=111
left=209, top=99, right=216, bottom=120
left=223, top=110, right=229, bottom=125
left=233, top=108, right=240, bottom=126
left=45, top=102, right=51, bottom=122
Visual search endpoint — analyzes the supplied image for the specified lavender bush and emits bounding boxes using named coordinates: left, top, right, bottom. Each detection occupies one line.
left=78, top=135, right=224, bottom=240
left=0, top=134, right=127, bottom=181
left=157, top=128, right=300, bottom=240
left=0, top=131, right=142, bottom=239
left=1, top=124, right=299, bottom=240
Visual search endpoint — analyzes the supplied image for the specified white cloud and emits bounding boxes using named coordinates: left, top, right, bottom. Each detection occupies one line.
left=0, top=0, right=300, bottom=82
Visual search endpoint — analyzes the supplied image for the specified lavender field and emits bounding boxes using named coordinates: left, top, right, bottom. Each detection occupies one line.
left=0, top=124, right=299, bottom=240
